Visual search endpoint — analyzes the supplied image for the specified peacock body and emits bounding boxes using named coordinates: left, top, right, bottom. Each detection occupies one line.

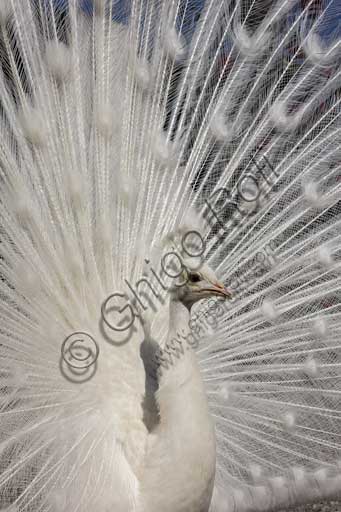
left=0, top=1, right=340, bottom=511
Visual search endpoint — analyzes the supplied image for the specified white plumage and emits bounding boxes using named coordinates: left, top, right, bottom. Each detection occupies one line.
left=0, top=1, right=340, bottom=511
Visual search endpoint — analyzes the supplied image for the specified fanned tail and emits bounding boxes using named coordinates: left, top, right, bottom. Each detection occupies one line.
left=0, top=1, right=340, bottom=511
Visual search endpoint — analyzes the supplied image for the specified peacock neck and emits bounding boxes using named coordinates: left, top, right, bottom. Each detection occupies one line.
left=139, top=296, right=216, bottom=511
left=160, top=297, right=198, bottom=388
left=169, top=297, right=191, bottom=325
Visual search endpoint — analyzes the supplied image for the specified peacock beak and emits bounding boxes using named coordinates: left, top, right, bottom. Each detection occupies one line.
left=215, top=282, right=232, bottom=299
left=203, top=282, right=232, bottom=300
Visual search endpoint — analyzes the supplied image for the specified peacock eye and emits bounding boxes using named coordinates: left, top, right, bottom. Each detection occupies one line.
left=188, top=272, right=201, bottom=283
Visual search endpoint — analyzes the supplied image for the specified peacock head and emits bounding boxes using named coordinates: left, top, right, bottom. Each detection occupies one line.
left=173, top=260, right=232, bottom=310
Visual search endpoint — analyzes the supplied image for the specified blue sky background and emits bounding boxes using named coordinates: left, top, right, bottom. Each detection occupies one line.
left=51, top=0, right=340, bottom=40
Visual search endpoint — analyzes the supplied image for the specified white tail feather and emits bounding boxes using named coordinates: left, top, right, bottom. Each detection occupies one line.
left=0, top=1, right=340, bottom=511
